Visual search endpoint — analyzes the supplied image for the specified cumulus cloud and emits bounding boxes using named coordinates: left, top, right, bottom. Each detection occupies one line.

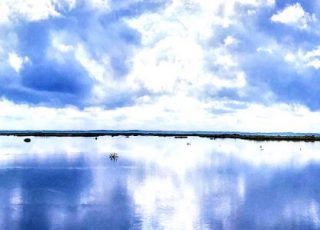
left=240, top=0, right=274, bottom=6
left=0, top=0, right=154, bottom=107
left=283, top=46, right=320, bottom=70
left=271, top=3, right=317, bottom=29
left=86, top=0, right=110, bottom=11
left=224, top=36, right=240, bottom=47
left=125, top=0, right=254, bottom=96
left=1, top=0, right=320, bottom=130
left=8, top=52, right=28, bottom=73
left=0, top=0, right=76, bottom=23
left=0, top=98, right=319, bottom=132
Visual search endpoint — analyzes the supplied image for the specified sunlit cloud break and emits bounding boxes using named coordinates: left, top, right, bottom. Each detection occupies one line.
left=0, top=0, right=320, bottom=131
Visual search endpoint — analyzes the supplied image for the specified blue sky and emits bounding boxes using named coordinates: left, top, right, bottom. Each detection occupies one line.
left=0, top=0, right=320, bottom=131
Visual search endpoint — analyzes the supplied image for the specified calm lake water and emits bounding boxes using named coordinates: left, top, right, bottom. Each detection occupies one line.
left=0, top=136, right=320, bottom=229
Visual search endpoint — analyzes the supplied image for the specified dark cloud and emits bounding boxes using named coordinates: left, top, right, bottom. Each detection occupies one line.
left=20, top=62, right=92, bottom=102
left=239, top=46, right=320, bottom=110
left=204, top=1, right=320, bottom=110
left=2, top=0, right=320, bottom=112
left=0, top=0, right=168, bottom=108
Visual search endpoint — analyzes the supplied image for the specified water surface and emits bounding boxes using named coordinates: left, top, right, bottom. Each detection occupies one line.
left=0, top=136, right=319, bottom=229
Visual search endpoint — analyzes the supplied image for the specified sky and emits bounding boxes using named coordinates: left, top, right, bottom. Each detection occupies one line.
left=0, top=0, right=320, bottom=131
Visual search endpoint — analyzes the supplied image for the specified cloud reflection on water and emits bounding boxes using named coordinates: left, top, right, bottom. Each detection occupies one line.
left=0, top=137, right=319, bottom=229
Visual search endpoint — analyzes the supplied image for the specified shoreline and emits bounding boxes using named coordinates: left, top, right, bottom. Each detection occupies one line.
left=0, top=131, right=319, bottom=142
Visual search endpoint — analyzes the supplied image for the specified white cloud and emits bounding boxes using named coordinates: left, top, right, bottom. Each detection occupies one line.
left=8, top=52, right=28, bottom=72
left=47, top=31, right=123, bottom=105
left=224, top=36, right=239, bottom=47
left=74, top=44, right=121, bottom=104
left=257, top=46, right=273, bottom=54
left=75, top=45, right=110, bottom=83
left=7, top=0, right=60, bottom=22
left=304, top=46, right=320, bottom=60
left=4, top=0, right=317, bottom=132
left=74, top=44, right=136, bottom=105
left=238, top=0, right=275, bottom=7
left=271, top=3, right=316, bottom=29
left=2, top=0, right=274, bottom=104
left=284, top=46, right=320, bottom=70
left=284, top=52, right=295, bottom=62
left=0, top=0, right=110, bottom=24
left=306, top=59, right=320, bottom=69
left=0, top=2, right=10, bottom=24
left=125, top=0, right=251, bottom=95
left=87, top=0, right=110, bottom=11
left=0, top=97, right=320, bottom=132
left=0, top=0, right=77, bottom=24
left=52, top=38, right=73, bottom=53
left=46, top=31, right=75, bottom=65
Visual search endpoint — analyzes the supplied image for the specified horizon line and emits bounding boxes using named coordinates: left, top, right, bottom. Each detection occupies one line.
left=0, top=129, right=317, bottom=133
left=0, top=130, right=319, bottom=142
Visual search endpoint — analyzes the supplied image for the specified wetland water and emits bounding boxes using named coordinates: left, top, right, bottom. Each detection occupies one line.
left=0, top=136, right=319, bottom=229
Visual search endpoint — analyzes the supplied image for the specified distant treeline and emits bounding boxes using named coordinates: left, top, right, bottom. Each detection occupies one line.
left=0, top=131, right=319, bottom=142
